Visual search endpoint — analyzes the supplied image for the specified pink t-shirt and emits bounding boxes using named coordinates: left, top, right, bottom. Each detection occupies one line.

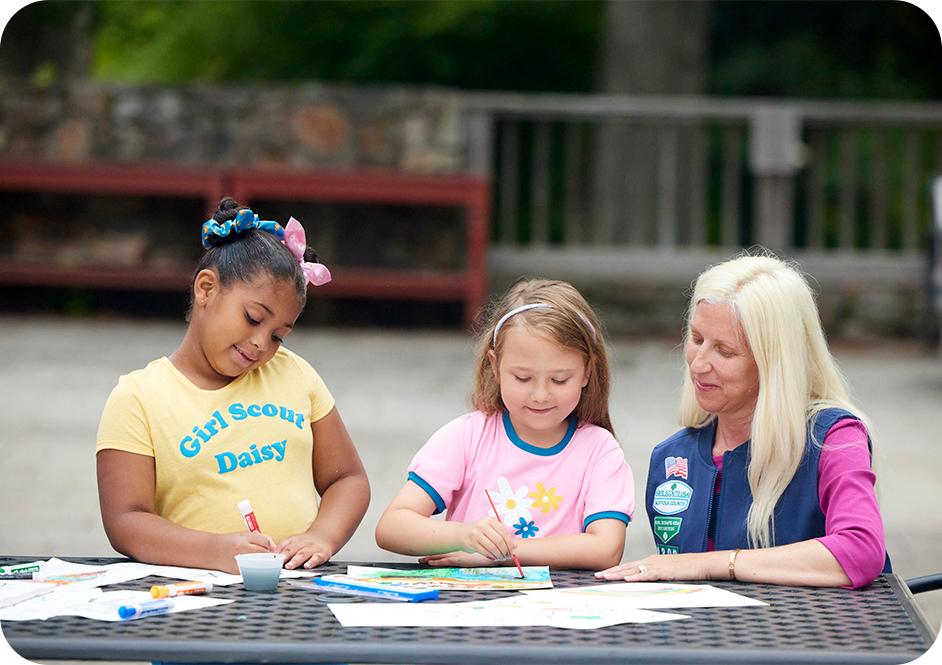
left=407, top=410, right=634, bottom=538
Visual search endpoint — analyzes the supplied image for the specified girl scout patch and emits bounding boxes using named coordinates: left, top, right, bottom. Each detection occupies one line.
left=653, top=516, right=682, bottom=543
left=652, top=480, right=693, bottom=515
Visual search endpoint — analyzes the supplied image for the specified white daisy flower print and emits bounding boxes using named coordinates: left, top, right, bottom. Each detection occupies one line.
left=490, top=476, right=532, bottom=524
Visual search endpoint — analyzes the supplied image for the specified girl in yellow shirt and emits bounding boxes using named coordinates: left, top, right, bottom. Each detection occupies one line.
left=96, top=197, right=370, bottom=574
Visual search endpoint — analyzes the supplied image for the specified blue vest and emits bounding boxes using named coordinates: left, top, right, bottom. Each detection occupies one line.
left=645, top=408, right=891, bottom=572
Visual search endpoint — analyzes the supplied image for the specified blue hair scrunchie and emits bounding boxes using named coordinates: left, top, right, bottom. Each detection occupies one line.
left=201, top=208, right=285, bottom=249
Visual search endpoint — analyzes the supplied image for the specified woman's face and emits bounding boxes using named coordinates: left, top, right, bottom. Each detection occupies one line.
left=685, top=301, right=759, bottom=423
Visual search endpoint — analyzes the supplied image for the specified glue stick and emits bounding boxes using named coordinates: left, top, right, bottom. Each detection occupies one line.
left=238, top=499, right=261, bottom=533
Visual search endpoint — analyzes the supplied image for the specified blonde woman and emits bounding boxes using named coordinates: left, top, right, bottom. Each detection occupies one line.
left=597, top=254, right=889, bottom=588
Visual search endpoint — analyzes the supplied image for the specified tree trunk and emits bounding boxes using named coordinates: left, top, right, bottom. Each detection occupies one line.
left=591, top=0, right=712, bottom=247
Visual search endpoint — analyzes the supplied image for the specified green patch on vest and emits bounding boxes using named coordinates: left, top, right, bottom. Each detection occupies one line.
left=653, top=516, right=683, bottom=543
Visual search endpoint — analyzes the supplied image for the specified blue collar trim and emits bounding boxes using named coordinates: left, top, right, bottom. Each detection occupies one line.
left=502, top=410, right=577, bottom=456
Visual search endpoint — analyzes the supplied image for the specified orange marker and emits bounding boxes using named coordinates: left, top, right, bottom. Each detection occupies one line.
left=484, top=489, right=525, bottom=579
left=150, top=581, right=213, bottom=598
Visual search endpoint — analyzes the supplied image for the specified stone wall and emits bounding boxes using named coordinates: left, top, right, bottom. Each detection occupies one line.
left=0, top=81, right=469, bottom=172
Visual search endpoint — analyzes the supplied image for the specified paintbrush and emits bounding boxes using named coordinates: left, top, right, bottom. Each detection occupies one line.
left=484, top=489, right=525, bottom=579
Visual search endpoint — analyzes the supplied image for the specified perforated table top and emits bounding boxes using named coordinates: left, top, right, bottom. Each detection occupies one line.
left=2, top=558, right=935, bottom=664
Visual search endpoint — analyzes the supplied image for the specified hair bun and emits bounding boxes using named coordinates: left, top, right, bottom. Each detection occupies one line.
left=212, top=197, right=245, bottom=224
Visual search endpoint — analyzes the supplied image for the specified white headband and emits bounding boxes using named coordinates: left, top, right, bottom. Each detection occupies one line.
left=492, top=303, right=552, bottom=347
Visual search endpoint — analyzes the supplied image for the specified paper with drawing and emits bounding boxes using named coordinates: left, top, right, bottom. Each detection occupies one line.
left=344, top=565, right=553, bottom=590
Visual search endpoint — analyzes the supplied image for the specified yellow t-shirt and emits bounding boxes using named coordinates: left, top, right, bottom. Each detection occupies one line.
left=96, top=347, right=335, bottom=542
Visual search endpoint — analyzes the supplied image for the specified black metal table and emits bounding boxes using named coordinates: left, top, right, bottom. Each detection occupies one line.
left=1, top=557, right=936, bottom=664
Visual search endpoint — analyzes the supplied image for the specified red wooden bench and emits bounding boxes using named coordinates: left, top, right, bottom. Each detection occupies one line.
left=0, top=162, right=490, bottom=328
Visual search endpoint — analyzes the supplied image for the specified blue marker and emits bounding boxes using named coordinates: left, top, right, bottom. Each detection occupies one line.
left=313, top=576, right=438, bottom=602
left=117, top=598, right=175, bottom=620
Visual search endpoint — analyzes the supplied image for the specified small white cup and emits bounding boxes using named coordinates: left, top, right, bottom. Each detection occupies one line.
left=235, top=552, right=285, bottom=592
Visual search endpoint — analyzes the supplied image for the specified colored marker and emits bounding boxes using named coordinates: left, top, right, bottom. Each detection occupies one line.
left=0, top=564, right=41, bottom=575
left=484, top=489, right=525, bottom=579
left=151, top=581, right=213, bottom=598
left=313, top=576, right=438, bottom=602
left=238, top=499, right=261, bottom=533
left=0, top=572, right=35, bottom=580
left=118, top=598, right=175, bottom=621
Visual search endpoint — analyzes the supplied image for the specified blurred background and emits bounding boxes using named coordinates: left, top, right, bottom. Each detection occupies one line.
left=0, top=0, right=940, bottom=648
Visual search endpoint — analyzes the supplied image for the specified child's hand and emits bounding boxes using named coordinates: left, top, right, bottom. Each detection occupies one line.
left=419, top=551, right=494, bottom=568
left=461, top=517, right=517, bottom=561
left=214, top=531, right=276, bottom=573
left=277, top=534, right=334, bottom=569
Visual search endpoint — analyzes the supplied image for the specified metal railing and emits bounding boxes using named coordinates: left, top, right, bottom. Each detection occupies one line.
left=463, top=93, right=942, bottom=286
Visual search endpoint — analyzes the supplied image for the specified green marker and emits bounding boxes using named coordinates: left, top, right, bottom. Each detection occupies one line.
left=0, top=564, right=41, bottom=575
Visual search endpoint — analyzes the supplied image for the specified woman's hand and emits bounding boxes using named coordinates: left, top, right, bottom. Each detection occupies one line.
left=277, top=533, right=334, bottom=569
left=212, top=531, right=276, bottom=573
left=419, top=551, right=495, bottom=567
left=460, top=517, right=517, bottom=560
left=594, top=553, right=716, bottom=582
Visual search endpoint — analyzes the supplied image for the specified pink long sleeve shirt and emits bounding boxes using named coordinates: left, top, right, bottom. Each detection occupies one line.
left=708, top=419, right=886, bottom=588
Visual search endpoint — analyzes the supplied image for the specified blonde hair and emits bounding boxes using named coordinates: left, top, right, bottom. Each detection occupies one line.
left=471, top=278, right=614, bottom=435
left=679, top=251, right=868, bottom=549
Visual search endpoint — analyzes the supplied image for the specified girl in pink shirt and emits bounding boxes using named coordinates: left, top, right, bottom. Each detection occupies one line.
left=376, top=279, right=634, bottom=570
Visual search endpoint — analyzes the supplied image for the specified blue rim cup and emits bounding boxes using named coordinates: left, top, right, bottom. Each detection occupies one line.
left=235, top=552, right=286, bottom=592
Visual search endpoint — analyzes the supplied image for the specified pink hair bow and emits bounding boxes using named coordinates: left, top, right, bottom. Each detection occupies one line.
left=283, top=217, right=332, bottom=287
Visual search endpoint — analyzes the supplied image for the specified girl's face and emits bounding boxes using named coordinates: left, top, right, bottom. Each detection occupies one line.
left=685, top=301, right=760, bottom=423
left=489, top=325, right=588, bottom=447
left=195, top=273, right=303, bottom=382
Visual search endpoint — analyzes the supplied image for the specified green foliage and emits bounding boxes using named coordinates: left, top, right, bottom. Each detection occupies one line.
left=7, top=0, right=938, bottom=100
left=92, top=0, right=603, bottom=91
left=709, top=1, right=942, bottom=100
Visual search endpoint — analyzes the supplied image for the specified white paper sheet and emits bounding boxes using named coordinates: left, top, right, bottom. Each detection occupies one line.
left=0, top=581, right=57, bottom=609
left=12, top=558, right=155, bottom=589
left=147, top=563, right=323, bottom=586
left=328, top=594, right=687, bottom=630
left=0, top=558, right=318, bottom=621
left=5, top=559, right=328, bottom=590
left=0, top=585, right=100, bottom=621
left=521, top=582, right=768, bottom=609
left=327, top=581, right=765, bottom=630
left=0, top=588, right=233, bottom=622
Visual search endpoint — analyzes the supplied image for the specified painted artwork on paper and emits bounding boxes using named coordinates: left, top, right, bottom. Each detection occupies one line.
left=345, top=565, right=553, bottom=590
